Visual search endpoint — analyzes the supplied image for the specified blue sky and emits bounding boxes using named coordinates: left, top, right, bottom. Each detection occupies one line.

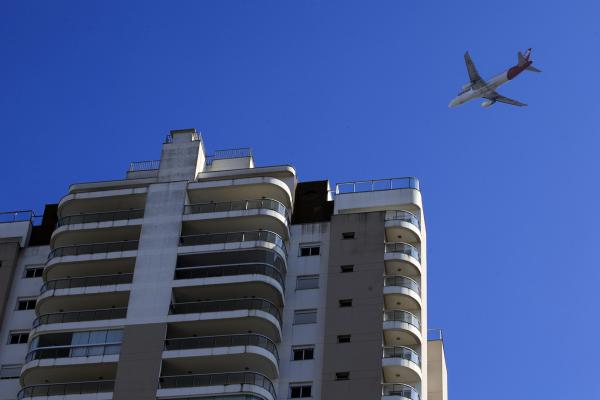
left=2, top=1, right=599, bottom=398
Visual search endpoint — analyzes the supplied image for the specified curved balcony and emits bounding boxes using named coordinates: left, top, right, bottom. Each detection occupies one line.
left=157, top=372, right=276, bottom=400
left=25, top=343, right=121, bottom=363
left=383, top=276, right=421, bottom=311
left=18, top=380, right=114, bottom=400
left=382, top=346, right=422, bottom=383
left=385, top=210, right=421, bottom=243
left=382, top=383, right=420, bottom=400
left=46, top=241, right=138, bottom=277
left=179, top=230, right=287, bottom=259
left=32, top=308, right=127, bottom=334
left=173, top=263, right=284, bottom=306
left=383, top=310, right=422, bottom=345
left=41, top=273, right=134, bottom=294
left=57, top=209, right=145, bottom=228
left=384, top=242, right=421, bottom=277
left=163, top=334, right=279, bottom=377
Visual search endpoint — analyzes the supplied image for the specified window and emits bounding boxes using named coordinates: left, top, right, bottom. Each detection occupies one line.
left=296, top=275, right=319, bottom=290
left=289, top=383, right=312, bottom=398
left=0, top=364, right=22, bottom=380
left=8, top=331, right=29, bottom=344
left=293, top=309, right=317, bottom=325
left=335, top=372, right=350, bottom=381
left=340, top=265, right=354, bottom=273
left=338, top=299, right=353, bottom=308
left=16, top=298, right=36, bottom=311
left=299, top=244, right=320, bottom=257
left=337, top=334, right=351, bottom=343
left=342, top=232, right=355, bottom=239
left=292, top=346, right=315, bottom=361
left=24, top=265, right=44, bottom=278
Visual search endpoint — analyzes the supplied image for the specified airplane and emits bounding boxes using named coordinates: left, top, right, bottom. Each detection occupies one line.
left=448, top=48, right=541, bottom=108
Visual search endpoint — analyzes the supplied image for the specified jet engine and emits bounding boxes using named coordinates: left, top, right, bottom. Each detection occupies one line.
left=481, top=99, right=495, bottom=107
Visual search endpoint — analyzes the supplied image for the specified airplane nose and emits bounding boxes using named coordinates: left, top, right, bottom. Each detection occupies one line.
left=448, top=99, right=458, bottom=108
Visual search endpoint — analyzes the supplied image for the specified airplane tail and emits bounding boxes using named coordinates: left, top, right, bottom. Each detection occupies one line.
left=518, top=48, right=541, bottom=72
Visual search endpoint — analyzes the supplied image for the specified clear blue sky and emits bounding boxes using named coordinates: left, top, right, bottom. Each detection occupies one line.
left=1, top=1, right=599, bottom=398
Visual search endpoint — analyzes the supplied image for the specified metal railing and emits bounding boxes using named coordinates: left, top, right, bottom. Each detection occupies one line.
left=48, top=240, right=139, bottom=260
left=128, top=160, right=160, bottom=172
left=382, top=346, right=421, bottom=366
left=165, top=333, right=278, bottom=360
left=382, top=383, right=420, bottom=399
left=175, top=263, right=285, bottom=289
left=41, top=273, right=134, bottom=294
left=57, top=209, right=144, bottom=227
left=33, top=308, right=127, bottom=328
left=169, top=298, right=281, bottom=324
left=335, top=177, right=420, bottom=195
left=179, top=230, right=287, bottom=256
left=384, top=276, right=420, bottom=295
left=428, top=328, right=444, bottom=341
left=158, top=371, right=275, bottom=399
left=384, top=242, right=420, bottom=261
left=17, top=380, right=115, bottom=399
left=205, top=148, right=253, bottom=166
left=383, top=310, right=421, bottom=330
left=184, top=198, right=289, bottom=220
left=25, top=343, right=121, bottom=363
left=385, top=210, right=420, bottom=229
left=0, top=210, right=36, bottom=223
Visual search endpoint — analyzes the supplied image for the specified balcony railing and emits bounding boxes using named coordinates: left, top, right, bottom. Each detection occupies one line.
left=17, top=380, right=115, bottom=399
left=184, top=198, right=289, bottom=220
left=169, top=298, right=281, bottom=324
left=205, top=148, right=253, bottom=166
left=48, top=240, right=139, bottom=260
left=384, top=242, right=420, bottom=262
left=128, top=160, right=160, bottom=172
left=164, top=333, right=278, bottom=360
left=32, top=308, right=127, bottom=328
left=382, top=383, right=420, bottom=400
left=385, top=210, right=420, bottom=230
left=158, top=371, right=275, bottom=399
left=382, top=346, right=421, bottom=367
left=383, top=310, right=421, bottom=330
left=57, top=209, right=144, bottom=227
left=383, top=276, right=420, bottom=295
left=40, top=273, right=134, bottom=294
left=179, top=230, right=287, bottom=256
left=428, top=328, right=444, bottom=341
left=335, top=177, right=420, bottom=195
left=0, top=210, right=36, bottom=223
left=25, top=343, right=121, bottom=363
left=175, top=263, right=285, bottom=289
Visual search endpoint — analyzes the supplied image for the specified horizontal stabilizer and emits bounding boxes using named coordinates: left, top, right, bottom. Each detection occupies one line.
left=526, top=65, right=541, bottom=73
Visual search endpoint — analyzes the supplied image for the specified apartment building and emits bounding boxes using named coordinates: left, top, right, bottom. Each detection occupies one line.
left=0, top=129, right=448, bottom=400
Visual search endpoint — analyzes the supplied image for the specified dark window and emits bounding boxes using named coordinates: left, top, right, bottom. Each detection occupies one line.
left=340, top=265, right=354, bottom=273
left=335, top=372, right=350, bottom=380
left=296, top=275, right=319, bottom=290
left=337, top=334, right=351, bottom=343
left=342, top=232, right=355, bottom=239
left=293, top=309, right=317, bottom=325
left=16, top=299, right=36, bottom=311
left=299, top=245, right=320, bottom=257
left=8, top=332, right=28, bottom=344
left=292, top=346, right=315, bottom=361
left=338, top=299, right=353, bottom=308
left=290, top=383, right=312, bottom=398
left=24, top=265, right=44, bottom=278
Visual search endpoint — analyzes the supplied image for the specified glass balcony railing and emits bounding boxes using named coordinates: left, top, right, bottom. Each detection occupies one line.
left=56, top=209, right=144, bottom=227
left=179, top=230, right=287, bottom=256
left=158, top=372, right=275, bottom=399
left=165, top=333, right=278, bottom=361
left=175, top=263, right=285, bottom=290
left=335, top=177, right=420, bottom=195
left=383, top=276, right=420, bottom=295
left=25, top=343, right=121, bottom=363
left=384, top=242, right=420, bottom=262
left=385, top=210, right=420, bottom=230
left=40, top=273, right=133, bottom=294
left=48, top=240, right=139, bottom=261
left=382, top=346, right=421, bottom=367
left=383, top=310, right=421, bottom=330
left=184, top=198, right=289, bottom=221
left=32, top=308, right=128, bottom=328
left=17, top=380, right=115, bottom=399
left=382, top=383, right=420, bottom=400
left=169, top=298, right=281, bottom=324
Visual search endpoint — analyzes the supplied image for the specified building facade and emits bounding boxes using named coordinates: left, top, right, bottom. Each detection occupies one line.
left=0, top=129, right=448, bottom=400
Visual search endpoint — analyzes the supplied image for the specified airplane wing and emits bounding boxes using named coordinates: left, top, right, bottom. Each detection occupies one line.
left=485, top=91, right=528, bottom=107
left=464, top=51, right=484, bottom=84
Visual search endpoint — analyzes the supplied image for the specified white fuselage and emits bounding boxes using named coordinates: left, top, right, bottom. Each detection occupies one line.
left=448, top=72, right=509, bottom=108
